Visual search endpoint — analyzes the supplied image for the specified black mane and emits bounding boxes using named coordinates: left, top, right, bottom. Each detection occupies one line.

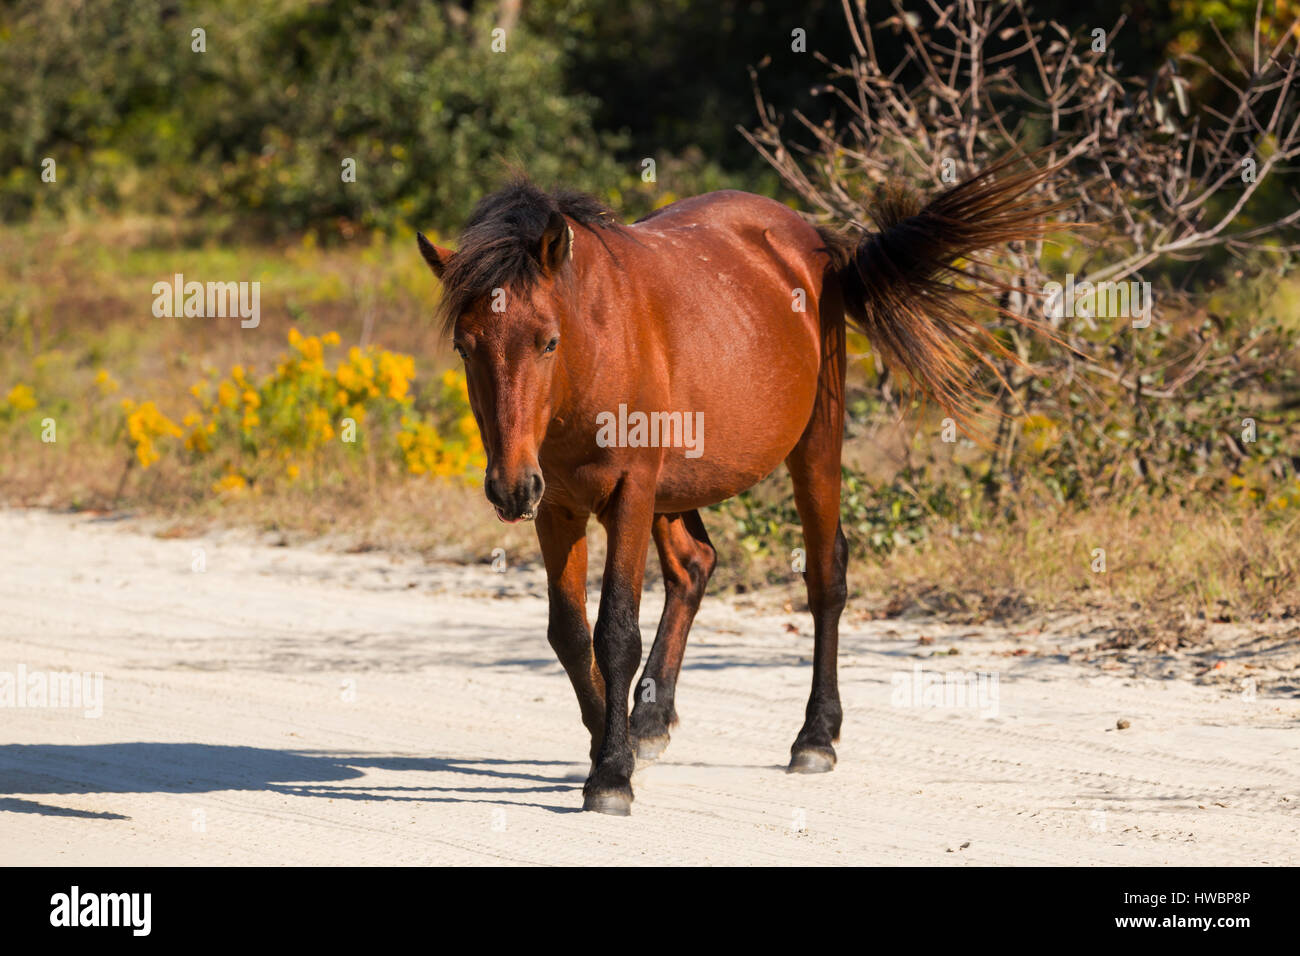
left=436, top=180, right=622, bottom=333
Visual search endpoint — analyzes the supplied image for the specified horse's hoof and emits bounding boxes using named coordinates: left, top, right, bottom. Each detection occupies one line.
left=787, top=748, right=835, bottom=774
left=635, top=734, right=670, bottom=762
left=582, top=790, right=633, bottom=816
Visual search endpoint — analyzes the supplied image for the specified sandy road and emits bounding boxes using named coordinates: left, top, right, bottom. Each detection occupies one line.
left=0, top=507, right=1297, bottom=865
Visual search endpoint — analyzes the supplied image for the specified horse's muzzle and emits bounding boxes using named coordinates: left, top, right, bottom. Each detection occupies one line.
left=485, top=467, right=545, bottom=523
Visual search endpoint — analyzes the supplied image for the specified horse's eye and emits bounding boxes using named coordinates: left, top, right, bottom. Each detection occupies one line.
left=543, top=337, right=559, bottom=354
left=453, top=343, right=468, bottom=360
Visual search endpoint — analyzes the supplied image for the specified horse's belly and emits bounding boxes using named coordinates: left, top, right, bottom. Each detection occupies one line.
left=651, top=336, right=820, bottom=512
left=653, top=450, right=797, bottom=512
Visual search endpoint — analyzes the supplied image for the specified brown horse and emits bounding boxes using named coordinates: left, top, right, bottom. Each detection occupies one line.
left=418, top=158, right=1058, bottom=815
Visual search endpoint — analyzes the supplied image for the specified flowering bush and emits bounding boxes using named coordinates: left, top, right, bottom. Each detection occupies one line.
left=115, top=329, right=482, bottom=494
left=398, top=370, right=482, bottom=476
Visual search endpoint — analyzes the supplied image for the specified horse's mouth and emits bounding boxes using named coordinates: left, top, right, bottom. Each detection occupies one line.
left=495, top=506, right=536, bottom=524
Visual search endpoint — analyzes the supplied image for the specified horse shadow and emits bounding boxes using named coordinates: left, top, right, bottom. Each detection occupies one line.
left=0, top=743, right=587, bottom=819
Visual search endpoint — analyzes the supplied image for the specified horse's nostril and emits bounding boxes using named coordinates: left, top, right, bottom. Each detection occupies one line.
left=484, top=473, right=505, bottom=508
left=527, top=470, right=545, bottom=502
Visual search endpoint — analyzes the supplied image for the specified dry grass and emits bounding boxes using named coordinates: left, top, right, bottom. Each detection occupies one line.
left=851, top=498, right=1300, bottom=621
left=705, top=494, right=1300, bottom=652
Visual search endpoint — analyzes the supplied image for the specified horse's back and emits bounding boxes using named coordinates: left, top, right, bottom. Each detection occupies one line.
left=628, top=190, right=830, bottom=320
left=633, top=190, right=823, bottom=255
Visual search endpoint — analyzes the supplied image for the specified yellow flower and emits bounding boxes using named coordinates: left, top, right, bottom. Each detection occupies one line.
left=336, top=362, right=363, bottom=394
left=212, top=472, right=249, bottom=496
left=306, top=406, right=333, bottom=442
left=4, top=383, right=37, bottom=412
left=122, top=400, right=182, bottom=469
left=397, top=416, right=443, bottom=474
left=377, top=350, right=414, bottom=401
left=94, top=369, right=120, bottom=395
left=290, top=330, right=326, bottom=368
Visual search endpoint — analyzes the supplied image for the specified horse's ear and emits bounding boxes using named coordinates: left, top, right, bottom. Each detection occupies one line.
left=536, top=211, right=572, bottom=275
left=417, top=232, right=453, bottom=280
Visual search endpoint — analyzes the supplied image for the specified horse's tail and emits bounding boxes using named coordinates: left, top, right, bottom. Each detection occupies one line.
left=818, top=154, right=1066, bottom=419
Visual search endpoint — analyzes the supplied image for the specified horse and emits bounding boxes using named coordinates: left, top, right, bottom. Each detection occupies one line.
left=417, top=156, right=1059, bottom=815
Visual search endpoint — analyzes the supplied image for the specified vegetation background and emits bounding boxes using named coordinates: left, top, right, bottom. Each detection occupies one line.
left=1, top=0, right=1297, bottom=645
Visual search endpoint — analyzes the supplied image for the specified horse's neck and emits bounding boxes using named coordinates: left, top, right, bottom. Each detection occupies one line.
left=553, top=238, right=641, bottom=414
left=566, top=236, right=636, bottom=348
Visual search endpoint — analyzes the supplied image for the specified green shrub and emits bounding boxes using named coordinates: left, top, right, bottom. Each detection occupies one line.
left=0, top=0, right=629, bottom=233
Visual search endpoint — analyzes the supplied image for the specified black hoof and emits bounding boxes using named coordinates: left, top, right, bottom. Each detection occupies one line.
left=634, top=734, right=670, bottom=762
left=787, top=747, right=836, bottom=774
left=582, top=790, right=633, bottom=816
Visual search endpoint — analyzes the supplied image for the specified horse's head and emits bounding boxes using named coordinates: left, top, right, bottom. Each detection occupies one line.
left=418, top=210, right=573, bottom=523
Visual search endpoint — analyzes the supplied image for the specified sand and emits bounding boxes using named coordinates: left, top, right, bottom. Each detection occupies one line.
left=1, top=507, right=1297, bottom=865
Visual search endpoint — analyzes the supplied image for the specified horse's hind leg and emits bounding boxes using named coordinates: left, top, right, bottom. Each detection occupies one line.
left=630, top=510, right=716, bottom=761
left=783, top=315, right=848, bottom=773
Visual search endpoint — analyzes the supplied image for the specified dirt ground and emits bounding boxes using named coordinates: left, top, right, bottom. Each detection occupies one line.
left=1, top=508, right=1297, bottom=865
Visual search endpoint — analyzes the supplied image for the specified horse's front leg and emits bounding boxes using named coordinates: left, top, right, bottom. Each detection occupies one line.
left=536, top=503, right=605, bottom=764
left=583, top=480, right=655, bottom=815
